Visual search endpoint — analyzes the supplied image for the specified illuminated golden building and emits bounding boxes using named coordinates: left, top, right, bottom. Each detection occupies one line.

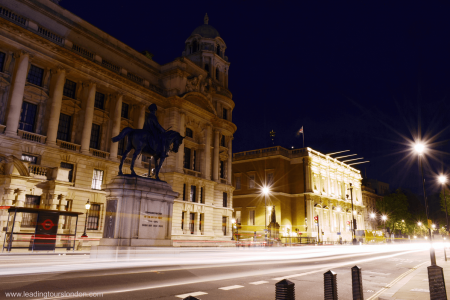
left=232, top=146, right=365, bottom=242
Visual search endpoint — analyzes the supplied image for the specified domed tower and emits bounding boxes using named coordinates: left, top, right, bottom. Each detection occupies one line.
left=183, top=13, right=230, bottom=89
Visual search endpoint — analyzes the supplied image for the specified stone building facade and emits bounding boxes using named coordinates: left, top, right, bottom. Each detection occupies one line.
left=362, top=185, right=383, bottom=231
left=232, top=146, right=364, bottom=243
left=0, top=0, right=236, bottom=248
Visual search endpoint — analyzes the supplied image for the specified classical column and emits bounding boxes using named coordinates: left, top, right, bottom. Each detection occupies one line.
left=176, top=112, right=186, bottom=173
left=134, top=104, right=146, bottom=165
left=227, top=137, right=233, bottom=185
left=46, top=68, right=66, bottom=146
left=303, top=157, right=313, bottom=193
left=4, top=52, right=29, bottom=137
left=109, top=94, right=123, bottom=160
left=80, top=82, right=96, bottom=154
left=306, top=199, right=313, bottom=234
left=213, top=130, right=220, bottom=182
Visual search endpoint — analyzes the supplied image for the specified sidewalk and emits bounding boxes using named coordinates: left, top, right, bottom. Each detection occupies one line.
left=378, top=259, right=450, bottom=299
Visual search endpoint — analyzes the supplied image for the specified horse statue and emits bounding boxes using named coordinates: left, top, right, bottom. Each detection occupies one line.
left=112, top=127, right=184, bottom=180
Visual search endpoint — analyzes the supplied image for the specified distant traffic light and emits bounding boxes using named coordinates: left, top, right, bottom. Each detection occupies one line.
left=314, top=215, right=318, bottom=225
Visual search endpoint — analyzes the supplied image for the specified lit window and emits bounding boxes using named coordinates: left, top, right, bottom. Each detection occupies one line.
left=21, top=154, right=37, bottom=164
left=27, top=65, right=44, bottom=86
left=91, top=169, right=104, bottom=190
left=249, top=210, right=255, bottom=226
left=87, top=204, right=100, bottom=230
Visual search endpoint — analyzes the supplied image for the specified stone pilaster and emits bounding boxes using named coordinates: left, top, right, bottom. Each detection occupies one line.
left=80, top=82, right=96, bottom=154
left=46, top=68, right=66, bottom=146
left=5, top=51, right=29, bottom=137
left=213, top=130, right=220, bottom=182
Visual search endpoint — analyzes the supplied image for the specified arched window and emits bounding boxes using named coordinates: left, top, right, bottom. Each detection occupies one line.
left=216, top=68, right=220, bottom=80
left=216, top=45, right=221, bottom=56
left=192, top=40, right=198, bottom=53
left=186, top=128, right=193, bottom=138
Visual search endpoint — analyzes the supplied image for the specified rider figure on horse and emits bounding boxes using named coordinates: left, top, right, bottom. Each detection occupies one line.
left=143, top=104, right=165, bottom=151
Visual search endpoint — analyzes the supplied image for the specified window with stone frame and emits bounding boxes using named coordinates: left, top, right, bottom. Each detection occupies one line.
left=94, top=92, right=105, bottom=110
left=22, top=195, right=40, bottom=227
left=60, top=162, right=74, bottom=182
left=223, top=192, right=227, bottom=208
left=184, top=147, right=191, bottom=169
left=183, top=184, right=186, bottom=201
left=249, top=210, right=256, bottom=226
left=89, top=123, right=101, bottom=150
left=200, top=187, right=204, bottom=204
left=27, top=65, right=44, bottom=86
left=0, top=51, right=5, bottom=72
left=87, top=203, right=101, bottom=230
left=121, top=102, right=129, bottom=119
left=199, top=213, right=204, bottom=231
left=57, top=113, right=71, bottom=142
left=189, top=213, right=195, bottom=234
left=222, top=108, right=228, bottom=120
left=91, top=169, right=104, bottom=190
left=249, top=174, right=255, bottom=189
left=190, top=185, right=196, bottom=202
left=216, top=68, right=220, bottom=80
left=21, top=154, right=37, bottom=164
left=216, top=45, right=221, bottom=56
left=18, top=101, right=37, bottom=133
left=186, top=128, right=193, bottom=138
left=221, top=135, right=226, bottom=147
left=220, top=161, right=225, bottom=179
left=181, top=212, right=185, bottom=229
left=222, top=216, right=227, bottom=235
left=235, top=176, right=241, bottom=190
left=266, top=172, right=274, bottom=186
left=63, top=79, right=76, bottom=99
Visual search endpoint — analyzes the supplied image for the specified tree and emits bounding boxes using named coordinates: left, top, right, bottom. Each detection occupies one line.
left=376, top=189, right=412, bottom=233
left=439, top=188, right=450, bottom=215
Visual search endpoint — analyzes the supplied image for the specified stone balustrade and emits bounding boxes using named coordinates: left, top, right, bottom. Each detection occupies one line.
left=28, top=165, right=48, bottom=178
left=56, top=140, right=81, bottom=151
left=90, top=148, right=110, bottom=159
left=184, top=168, right=202, bottom=178
left=17, top=130, right=47, bottom=144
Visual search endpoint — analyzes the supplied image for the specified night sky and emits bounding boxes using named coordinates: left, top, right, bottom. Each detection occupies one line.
left=61, top=1, right=450, bottom=195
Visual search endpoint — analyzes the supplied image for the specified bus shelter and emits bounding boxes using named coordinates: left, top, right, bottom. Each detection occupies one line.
left=2, top=207, right=83, bottom=252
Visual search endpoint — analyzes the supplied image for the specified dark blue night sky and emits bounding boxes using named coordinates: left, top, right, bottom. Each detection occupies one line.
left=61, top=1, right=450, bottom=195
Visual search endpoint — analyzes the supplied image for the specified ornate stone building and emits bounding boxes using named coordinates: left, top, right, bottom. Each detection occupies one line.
left=232, top=146, right=365, bottom=243
left=0, top=0, right=236, bottom=248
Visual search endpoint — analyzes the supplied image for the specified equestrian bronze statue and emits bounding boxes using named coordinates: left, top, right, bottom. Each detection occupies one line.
left=112, top=104, right=184, bottom=180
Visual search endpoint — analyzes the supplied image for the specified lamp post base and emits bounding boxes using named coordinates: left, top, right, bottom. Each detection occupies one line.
left=352, top=238, right=358, bottom=245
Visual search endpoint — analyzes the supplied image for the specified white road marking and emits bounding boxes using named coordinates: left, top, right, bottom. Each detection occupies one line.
left=272, top=270, right=320, bottom=280
left=410, top=288, right=429, bottom=293
left=175, top=291, right=208, bottom=298
left=249, top=281, right=269, bottom=285
left=364, top=271, right=391, bottom=276
left=219, top=285, right=244, bottom=290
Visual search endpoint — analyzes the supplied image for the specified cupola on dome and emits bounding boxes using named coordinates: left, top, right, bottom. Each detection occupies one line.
left=191, top=13, right=220, bottom=38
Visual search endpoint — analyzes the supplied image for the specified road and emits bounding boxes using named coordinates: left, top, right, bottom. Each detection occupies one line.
left=0, top=243, right=439, bottom=300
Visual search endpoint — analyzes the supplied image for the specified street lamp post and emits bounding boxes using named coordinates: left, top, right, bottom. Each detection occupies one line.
left=348, top=183, right=357, bottom=245
left=81, top=199, right=90, bottom=238
left=382, top=215, right=387, bottom=241
left=438, top=175, right=449, bottom=233
left=414, top=142, right=436, bottom=265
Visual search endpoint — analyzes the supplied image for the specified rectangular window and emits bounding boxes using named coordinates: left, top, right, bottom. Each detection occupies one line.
left=220, top=161, right=225, bottom=179
left=22, top=195, right=41, bottom=228
left=223, top=108, right=228, bottom=120
left=236, top=211, right=241, bottom=224
left=193, top=150, right=197, bottom=171
left=0, top=52, right=5, bottom=71
left=121, top=102, right=129, bottom=119
left=21, top=154, right=37, bottom=164
left=199, top=214, right=203, bottom=231
left=190, top=213, right=195, bottom=234
left=200, top=187, right=204, bottom=204
left=184, top=147, right=191, bottom=169
left=221, top=135, right=226, bottom=147
left=235, top=176, right=241, bottom=190
left=63, top=79, right=76, bottom=99
left=267, top=172, right=274, bottom=186
left=57, top=113, right=72, bottom=142
left=185, top=128, right=193, bottom=138
left=89, top=123, right=101, bottom=150
left=222, top=216, right=227, bottom=235
left=18, top=101, right=37, bottom=132
left=60, top=162, right=74, bottom=182
left=249, top=210, right=255, bottom=226
left=27, top=65, right=44, bottom=86
left=94, top=92, right=105, bottom=110
left=249, top=175, right=255, bottom=189
left=190, top=185, right=196, bottom=202
left=91, top=169, right=104, bottom=190
left=223, top=192, right=227, bottom=208
left=87, top=204, right=100, bottom=230
left=183, top=184, right=186, bottom=201
left=181, top=212, right=185, bottom=230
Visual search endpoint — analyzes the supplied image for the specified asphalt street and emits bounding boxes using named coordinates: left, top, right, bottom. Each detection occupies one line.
left=0, top=244, right=436, bottom=300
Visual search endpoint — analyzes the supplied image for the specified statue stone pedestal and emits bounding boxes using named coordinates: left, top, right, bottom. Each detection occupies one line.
left=90, top=175, right=178, bottom=259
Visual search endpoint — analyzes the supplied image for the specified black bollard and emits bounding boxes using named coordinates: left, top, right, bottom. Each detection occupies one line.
left=183, top=297, right=200, bottom=300
left=428, top=265, right=447, bottom=300
left=275, top=279, right=295, bottom=300
left=351, top=266, right=363, bottom=300
left=324, top=270, right=338, bottom=300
